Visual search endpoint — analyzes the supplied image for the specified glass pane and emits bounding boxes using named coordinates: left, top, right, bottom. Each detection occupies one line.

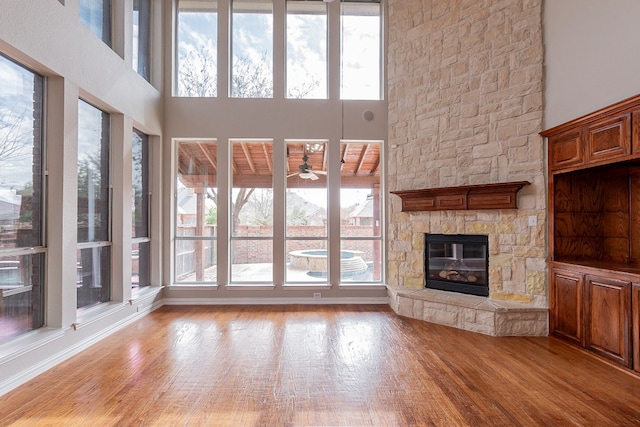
left=133, top=0, right=151, bottom=81
left=231, top=240, right=272, bottom=282
left=340, top=240, right=381, bottom=282
left=286, top=240, right=327, bottom=283
left=77, top=246, right=111, bottom=309
left=176, top=140, right=217, bottom=232
left=78, top=100, right=110, bottom=243
left=175, top=239, right=217, bottom=283
left=132, top=129, right=149, bottom=239
left=340, top=142, right=381, bottom=237
left=0, top=55, right=44, bottom=249
left=286, top=141, right=327, bottom=237
left=177, top=0, right=218, bottom=96
left=0, top=253, right=44, bottom=344
left=132, top=241, right=150, bottom=289
left=286, top=0, right=327, bottom=99
left=79, top=0, right=112, bottom=45
left=341, top=1, right=381, bottom=100
left=231, top=140, right=273, bottom=237
left=231, top=0, right=273, bottom=98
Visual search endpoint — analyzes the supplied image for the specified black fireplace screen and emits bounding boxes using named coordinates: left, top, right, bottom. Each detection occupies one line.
left=425, top=234, right=489, bottom=297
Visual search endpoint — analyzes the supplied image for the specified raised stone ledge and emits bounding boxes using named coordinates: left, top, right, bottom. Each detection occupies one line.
left=387, top=285, right=548, bottom=337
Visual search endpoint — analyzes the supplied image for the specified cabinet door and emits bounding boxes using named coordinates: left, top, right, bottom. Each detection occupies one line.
left=585, top=275, right=632, bottom=367
left=633, top=284, right=640, bottom=372
left=585, top=113, right=631, bottom=164
left=550, top=268, right=584, bottom=345
left=549, top=130, right=583, bottom=171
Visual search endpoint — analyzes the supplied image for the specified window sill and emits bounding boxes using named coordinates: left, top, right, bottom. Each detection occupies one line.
left=0, top=327, right=67, bottom=363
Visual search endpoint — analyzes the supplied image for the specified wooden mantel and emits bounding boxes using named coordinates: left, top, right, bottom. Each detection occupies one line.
left=390, top=181, right=530, bottom=212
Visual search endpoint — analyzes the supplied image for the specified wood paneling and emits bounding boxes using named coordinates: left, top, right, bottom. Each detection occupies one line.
left=2, top=305, right=640, bottom=425
left=633, top=284, right=640, bottom=373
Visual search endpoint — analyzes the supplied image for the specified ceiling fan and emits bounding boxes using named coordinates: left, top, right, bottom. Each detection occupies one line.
left=287, top=154, right=327, bottom=181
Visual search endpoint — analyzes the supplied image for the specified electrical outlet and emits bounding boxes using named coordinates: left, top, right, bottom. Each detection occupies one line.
left=313, top=292, right=321, bottom=299
left=528, top=215, right=537, bottom=226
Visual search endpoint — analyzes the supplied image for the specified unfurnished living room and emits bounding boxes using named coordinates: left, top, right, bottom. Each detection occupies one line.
left=1, top=0, right=640, bottom=425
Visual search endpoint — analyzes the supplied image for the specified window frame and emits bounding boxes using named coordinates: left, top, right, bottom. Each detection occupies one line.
left=0, top=54, right=47, bottom=343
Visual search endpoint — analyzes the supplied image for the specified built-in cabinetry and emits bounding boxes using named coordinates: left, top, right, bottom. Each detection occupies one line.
left=542, top=94, right=640, bottom=371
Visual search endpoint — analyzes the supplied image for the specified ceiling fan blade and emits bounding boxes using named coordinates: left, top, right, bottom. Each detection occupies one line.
left=313, top=170, right=327, bottom=175
left=286, top=172, right=298, bottom=178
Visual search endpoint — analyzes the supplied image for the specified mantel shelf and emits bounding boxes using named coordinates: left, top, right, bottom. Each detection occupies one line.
left=390, top=181, right=530, bottom=212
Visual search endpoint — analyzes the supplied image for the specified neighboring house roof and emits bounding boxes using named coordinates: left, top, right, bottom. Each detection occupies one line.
left=349, top=198, right=373, bottom=219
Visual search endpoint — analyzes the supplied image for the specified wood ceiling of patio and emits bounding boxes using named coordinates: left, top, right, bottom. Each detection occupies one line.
left=177, top=141, right=381, bottom=189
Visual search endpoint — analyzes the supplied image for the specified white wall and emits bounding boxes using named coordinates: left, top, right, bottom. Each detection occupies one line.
left=543, top=0, right=640, bottom=128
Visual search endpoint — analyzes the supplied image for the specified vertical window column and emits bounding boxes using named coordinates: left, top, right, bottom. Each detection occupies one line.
left=174, top=140, right=218, bottom=284
left=77, top=100, right=111, bottom=310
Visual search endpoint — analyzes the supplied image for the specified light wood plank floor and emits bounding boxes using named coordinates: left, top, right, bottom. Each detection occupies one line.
left=1, top=305, right=640, bottom=426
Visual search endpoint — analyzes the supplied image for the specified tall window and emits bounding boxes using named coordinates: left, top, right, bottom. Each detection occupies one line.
left=79, top=0, right=112, bottom=46
left=175, top=140, right=217, bottom=283
left=286, top=0, right=327, bottom=99
left=0, top=55, right=45, bottom=344
left=285, top=140, right=328, bottom=283
left=77, top=100, right=111, bottom=309
left=341, top=0, right=381, bottom=100
left=133, top=0, right=151, bottom=81
left=177, top=0, right=218, bottom=97
left=231, top=0, right=273, bottom=98
left=340, top=141, right=382, bottom=282
left=230, top=140, right=273, bottom=283
left=132, top=129, right=150, bottom=290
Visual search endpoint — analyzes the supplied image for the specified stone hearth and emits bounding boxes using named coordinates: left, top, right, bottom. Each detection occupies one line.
left=387, top=285, right=548, bottom=336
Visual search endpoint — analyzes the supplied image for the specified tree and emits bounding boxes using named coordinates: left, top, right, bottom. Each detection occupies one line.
left=178, top=48, right=318, bottom=99
left=178, top=47, right=217, bottom=97
left=0, top=108, right=31, bottom=163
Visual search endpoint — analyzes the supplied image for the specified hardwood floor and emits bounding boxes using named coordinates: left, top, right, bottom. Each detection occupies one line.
left=1, top=305, right=640, bottom=426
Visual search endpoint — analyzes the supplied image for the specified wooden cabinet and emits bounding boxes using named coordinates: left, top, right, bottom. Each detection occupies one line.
left=585, top=275, right=631, bottom=367
left=550, top=268, right=584, bottom=345
left=543, top=94, right=640, bottom=372
left=550, top=263, right=633, bottom=368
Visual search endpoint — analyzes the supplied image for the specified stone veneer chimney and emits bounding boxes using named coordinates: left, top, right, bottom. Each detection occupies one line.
left=386, top=0, right=547, bottom=335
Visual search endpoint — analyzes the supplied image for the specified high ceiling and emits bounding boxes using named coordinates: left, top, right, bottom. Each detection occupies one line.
left=177, top=141, right=381, bottom=189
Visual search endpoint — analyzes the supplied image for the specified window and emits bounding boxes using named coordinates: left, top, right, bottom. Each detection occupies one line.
left=340, top=141, right=382, bottom=282
left=286, top=140, right=328, bottom=283
left=132, top=129, right=150, bottom=290
left=230, top=140, right=273, bottom=283
left=133, top=0, right=151, bottom=81
left=286, top=0, right=327, bottom=99
left=175, top=140, right=217, bottom=283
left=79, top=0, right=112, bottom=46
left=231, top=0, right=273, bottom=98
left=77, top=100, right=111, bottom=309
left=176, top=0, right=218, bottom=97
left=0, top=55, right=45, bottom=344
left=341, top=0, right=381, bottom=100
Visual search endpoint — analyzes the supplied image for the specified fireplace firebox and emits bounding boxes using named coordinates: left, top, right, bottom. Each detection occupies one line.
left=425, top=234, right=489, bottom=297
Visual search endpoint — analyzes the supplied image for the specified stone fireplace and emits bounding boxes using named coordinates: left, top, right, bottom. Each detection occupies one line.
left=386, top=1, right=547, bottom=336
